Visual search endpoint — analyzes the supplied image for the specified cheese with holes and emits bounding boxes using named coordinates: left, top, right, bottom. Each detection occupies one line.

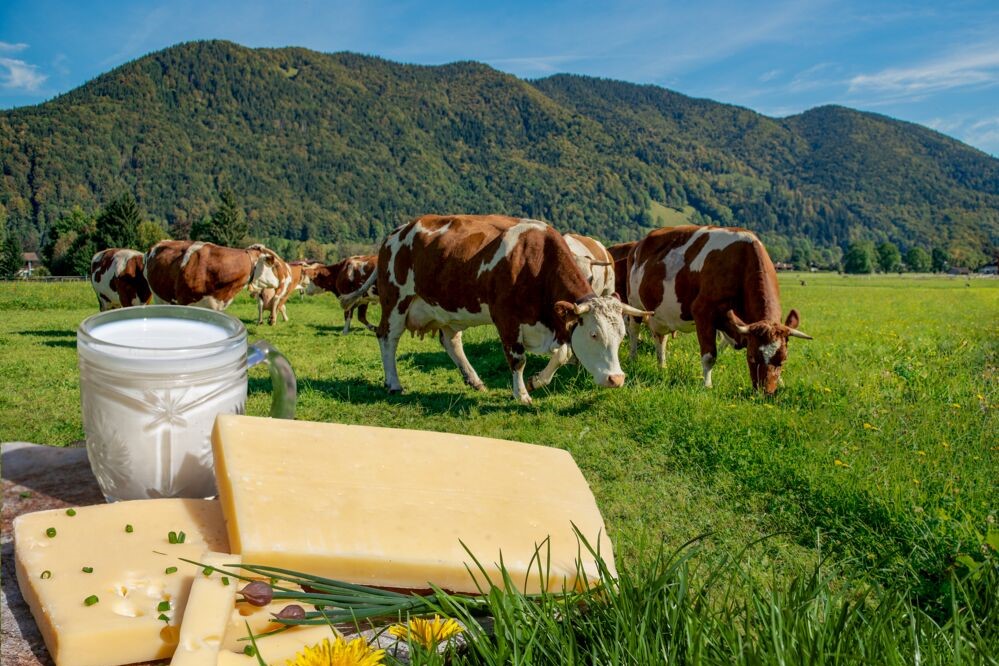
left=13, top=499, right=228, bottom=666
left=212, top=414, right=615, bottom=593
left=170, top=551, right=241, bottom=666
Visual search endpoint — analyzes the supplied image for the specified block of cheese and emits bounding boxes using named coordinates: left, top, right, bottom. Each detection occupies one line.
left=222, top=599, right=305, bottom=652
left=170, top=551, right=241, bottom=666
left=217, top=625, right=338, bottom=666
left=212, top=414, right=615, bottom=593
left=13, top=499, right=228, bottom=666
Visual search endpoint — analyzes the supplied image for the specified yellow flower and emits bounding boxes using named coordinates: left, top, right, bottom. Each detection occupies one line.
left=285, top=637, right=384, bottom=666
left=388, top=615, right=464, bottom=649
left=950, top=403, right=962, bottom=409
left=863, top=422, right=879, bottom=431
left=834, top=459, right=850, bottom=468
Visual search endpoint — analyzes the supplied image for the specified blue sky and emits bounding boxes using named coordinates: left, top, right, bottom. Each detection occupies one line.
left=2, top=0, right=998, bottom=156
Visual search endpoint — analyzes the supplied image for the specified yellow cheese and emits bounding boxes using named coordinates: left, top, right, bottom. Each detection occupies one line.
left=13, top=499, right=228, bottom=666
left=218, top=625, right=338, bottom=666
left=212, top=414, right=615, bottom=593
left=222, top=599, right=303, bottom=652
left=170, top=551, right=241, bottom=666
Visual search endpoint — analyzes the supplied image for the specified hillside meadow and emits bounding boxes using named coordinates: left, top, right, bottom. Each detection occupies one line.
left=1, top=273, right=996, bottom=662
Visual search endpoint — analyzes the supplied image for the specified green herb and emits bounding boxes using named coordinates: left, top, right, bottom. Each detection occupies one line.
left=221, top=576, right=230, bottom=586
left=19, top=491, right=31, bottom=499
left=125, top=524, right=133, bottom=533
left=203, top=566, right=214, bottom=576
left=243, top=646, right=256, bottom=657
left=158, top=613, right=170, bottom=622
left=157, top=601, right=171, bottom=612
left=81, top=566, right=93, bottom=574
left=45, top=527, right=56, bottom=538
left=40, top=570, right=51, bottom=579
left=84, top=595, right=99, bottom=606
left=177, top=531, right=186, bottom=543
left=168, top=531, right=178, bottom=544
left=65, top=508, right=77, bottom=516
left=165, top=566, right=178, bottom=575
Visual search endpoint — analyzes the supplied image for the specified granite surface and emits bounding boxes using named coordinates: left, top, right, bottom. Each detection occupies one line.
left=1, top=442, right=473, bottom=666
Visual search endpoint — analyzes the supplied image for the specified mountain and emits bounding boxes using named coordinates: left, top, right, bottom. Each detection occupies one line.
left=2, top=40, right=997, bottom=265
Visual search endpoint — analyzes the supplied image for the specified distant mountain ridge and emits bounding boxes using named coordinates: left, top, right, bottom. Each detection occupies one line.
left=1, top=40, right=996, bottom=265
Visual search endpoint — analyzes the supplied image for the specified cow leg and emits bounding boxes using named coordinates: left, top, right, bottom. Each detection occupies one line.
left=438, top=328, right=485, bottom=391
left=256, top=297, right=264, bottom=325
left=342, top=306, right=353, bottom=335
left=377, top=301, right=408, bottom=394
left=357, top=304, right=375, bottom=331
left=695, top=320, right=719, bottom=389
left=527, top=344, right=572, bottom=392
left=654, top=332, right=668, bottom=368
left=280, top=302, right=289, bottom=322
left=628, top=316, right=642, bottom=359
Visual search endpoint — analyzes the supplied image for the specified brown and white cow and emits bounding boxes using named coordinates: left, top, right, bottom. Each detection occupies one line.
left=564, top=234, right=615, bottom=297
left=89, top=249, right=153, bottom=311
left=306, top=255, right=377, bottom=334
left=144, top=240, right=283, bottom=311
left=628, top=225, right=812, bottom=394
left=607, top=242, right=636, bottom=303
left=248, top=253, right=309, bottom=325
left=344, top=215, right=651, bottom=404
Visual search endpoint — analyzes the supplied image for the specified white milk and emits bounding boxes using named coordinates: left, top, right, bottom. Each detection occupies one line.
left=78, top=311, right=249, bottom=501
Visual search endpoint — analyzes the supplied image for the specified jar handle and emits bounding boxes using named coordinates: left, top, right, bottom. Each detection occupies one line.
left=247, top=341, right=297, bottom=419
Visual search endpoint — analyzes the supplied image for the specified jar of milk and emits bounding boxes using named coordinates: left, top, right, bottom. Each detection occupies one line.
left=77, top=305, right=295, bottom=502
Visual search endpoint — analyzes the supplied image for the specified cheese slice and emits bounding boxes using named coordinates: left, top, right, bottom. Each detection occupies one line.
left=218, top=625, right=338, bottom=666
left=170, top=551, right=241, bottom=666
left=13, top=499, right=228, bottom=666
left=212, top=414, right=615, bottom=593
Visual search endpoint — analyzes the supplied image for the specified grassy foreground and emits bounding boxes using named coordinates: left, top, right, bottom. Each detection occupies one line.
left=1, top=274, right=996, bottom=662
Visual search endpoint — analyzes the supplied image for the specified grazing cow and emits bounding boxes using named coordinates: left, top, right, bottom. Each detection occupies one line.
left=89, top=249, right=152, bottom=311
left=306, top=255, right=377, bottom=334
left=144, top=240, right=283, bottom=311
left=344, top=214, right=651, bottom=404
left=248, top=255, right=310, bottom=325
left=564, top=234, right=615, bottom=297
left=628, top=225, right=812, bottom=394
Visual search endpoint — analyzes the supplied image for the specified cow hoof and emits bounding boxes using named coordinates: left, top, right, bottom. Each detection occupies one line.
left=517, top=394, right=534, bottom=405
left=387, top=387, right=405, bottom=395
left=470, top=382, right=486, bottom=392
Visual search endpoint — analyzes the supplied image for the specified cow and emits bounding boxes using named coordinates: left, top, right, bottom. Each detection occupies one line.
left=306, top=255, right=377, bottom=334
left=608, top=240, right=676, bottom=353
left=89, top=249, right=152, bottom=311
left=564, top=233, right=615, bottom=297
left=248, top=256, right=312, bottom=325
left=627, top=225, right=812, bottom=394
left=343, top=215, right=652, bottom=404
left=144, top=240, right=283, bottom=311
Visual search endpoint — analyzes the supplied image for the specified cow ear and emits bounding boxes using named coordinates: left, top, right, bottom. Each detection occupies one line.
left=785, top=309, right=800, bottom=329
left=555, top=301, right=579, bottom=325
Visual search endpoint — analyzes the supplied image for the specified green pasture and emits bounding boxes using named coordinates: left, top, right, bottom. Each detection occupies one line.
left=1, top=274, right=997, bottom=661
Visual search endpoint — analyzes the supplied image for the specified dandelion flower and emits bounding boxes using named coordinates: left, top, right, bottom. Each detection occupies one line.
left=388, top=615, right=464, bottom=649
left=916, top=450, right=926, bottom=456
left=285, top=637, right=384, bottom=666
left=834, top=459, right=850, bottom=468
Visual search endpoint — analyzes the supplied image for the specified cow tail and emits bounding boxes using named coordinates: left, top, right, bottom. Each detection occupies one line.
left=340, top=267, right=378, bottom=311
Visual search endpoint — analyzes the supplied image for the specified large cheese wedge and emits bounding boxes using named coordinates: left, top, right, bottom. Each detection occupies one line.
left=212, top=415, right=615, bottom=593
left=13, top=499, right=228, bottom=666
left=217, top=625, right=338, bottom=666
left=170, top=551, right=241, bottom=666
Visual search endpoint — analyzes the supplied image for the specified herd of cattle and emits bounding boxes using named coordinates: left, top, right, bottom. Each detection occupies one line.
left=90, top=214, right=811, bottom=402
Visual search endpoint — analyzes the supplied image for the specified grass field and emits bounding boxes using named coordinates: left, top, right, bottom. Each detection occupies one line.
left=1, top=274, right=997, bottom=661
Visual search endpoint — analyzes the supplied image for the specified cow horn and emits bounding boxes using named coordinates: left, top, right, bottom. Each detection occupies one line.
left=574, top=302, right=592, bottom=315
left=619, top=303, right=653, bottom=318
left=787, top=328, right=813, bottom=340
left=589, top=260, right=613, bottom=267
left=726, top=310, right=750, bottom=334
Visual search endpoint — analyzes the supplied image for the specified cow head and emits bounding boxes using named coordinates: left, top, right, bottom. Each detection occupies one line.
left=556, top=297, right=652, bottom=388
left=246, top=244, right=283, bottom=292
left=727, top=309, right=812, bottom=395
left=305, top=263, right=339, bottom=294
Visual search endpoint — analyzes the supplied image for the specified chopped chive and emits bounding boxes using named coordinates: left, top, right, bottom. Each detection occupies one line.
left=65, top=508, right=77, bottom=517
left=221, top=576, right=230, bottom=586
left=243, top=646, right=256, bottom=657
left=177, top=531, right=186, bottom=543
left=165, top=566, right=178, bottom=575
left=157, top=601, right=171, bottom=612
left=168, top=531, right=178, bottom=544
left=45, top=527, right=57, bottom=538
left=82, top=567, right=93, bottom=574
left=125, top=524, right=134, bottom=533
left=40, top=570, right=52, bottom=579
left=19, top=491, right=31, bottom=498
left=158, top=613, right=170, bottom=622
left=202, top=566, right=214, bottom=576
left=84, top=595, right=99, bottom=606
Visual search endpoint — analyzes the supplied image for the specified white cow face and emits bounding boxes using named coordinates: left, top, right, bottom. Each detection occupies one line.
left=556, top=297, right=651, bottom=388
left=249, top=251, right=281, bottom=292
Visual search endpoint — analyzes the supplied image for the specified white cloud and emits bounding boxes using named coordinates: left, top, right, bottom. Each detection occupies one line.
left=848, top=43, right=999, bottom=96
left=0, top=41, right=29, bottom=53
left=0, top=57, right=47, bottom=91
left=759, top=69, right=782, bottom=82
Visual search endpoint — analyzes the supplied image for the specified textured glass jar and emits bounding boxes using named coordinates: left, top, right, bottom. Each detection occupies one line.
left=77, top=305, right=295, bottom=502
